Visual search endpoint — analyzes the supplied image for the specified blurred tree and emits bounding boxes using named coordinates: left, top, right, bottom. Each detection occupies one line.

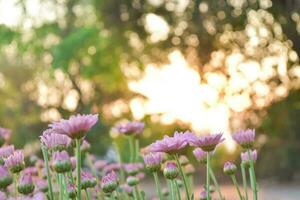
left=258, top=89, right=300, bottom=181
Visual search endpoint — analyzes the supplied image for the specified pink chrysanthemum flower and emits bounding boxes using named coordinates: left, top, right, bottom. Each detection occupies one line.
left=223, top=161, right=237, bottom=175
left=120, top=184, right=133, bottom=194
left=67, top=183, right=76, bottom=199
left=241, top=150, right=257, bottom=166
left=5, top=150, right=25, bottom=173
left=0, top=166, right=12, bottom=189
left=123, top=163, right=143, bottom=176
left=232, top=129, right=255, bottom=149
left=23, top=167, right=38, bottom=176
left=115, top=121, right=145, bottom=136
left=103, top=163, right=121, bottom=173
left=17, top=173, right=35, bottom=195
left=148, top=131, right=190, bottom=154
left=0, top=145, right=14, bottom=161
left=35, top=178, right=48, bottom=192
left=0, top=128, right=11, bottom=146
left=50, top=114, right=98, bottom=139
left=193, top=148, right=208, bottom=164
left=143, top=152, right=163, bottom=172
left=80, top=140, right=91, bottom=152
left=101, top=171, right=118, bottom=193
left=189, top=133, right=224, bottom=152
left=40, top=129, right=72, bottom=151
left=199, top=190, right=207, bottom=200
left=94, top=160, right=107, bottom=170
left=81, top=171, right=97, bottom=189
left=52, top=151, right=72, bottom=173
left=163, top=161, right=178, bottom=180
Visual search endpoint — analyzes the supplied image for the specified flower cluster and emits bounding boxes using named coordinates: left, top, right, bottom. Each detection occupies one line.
left=0, top=114, right=259, bottom=200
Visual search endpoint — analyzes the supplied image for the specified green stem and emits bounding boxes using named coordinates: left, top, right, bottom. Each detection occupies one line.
left=153, top=172, right=163, bottom=200
left=174, top=154, right=190, bottom=200
left=57, top=174, right=63, bottom=200
left=128, top=136, right=135, bottom=163
left=174, top=180, right=182, bottom=200
left=85, top=189, right=91, bottom=200
left=76, top=139, right=82, bottom=200
left=134, top=186, right=140, bottom=200
left=209, top=168, right=224, bottom=200
left=241, top=163, right=248, bottom=200
left=135, top=138, right=140, bottom=162
left=247, top=150, right=257, bottom=200
left=206, top=153, right=211, bottom=200
left=68, top=171, right=75, bottom=184
left=231, top=175, right=243, bottom=200
left=13, top=173, right=18, bottom=197
left=41, top=146, right=54, bottom=200
left=113, top=141, right=125, bottom=182
left=167, top=180, right=175, bottom=200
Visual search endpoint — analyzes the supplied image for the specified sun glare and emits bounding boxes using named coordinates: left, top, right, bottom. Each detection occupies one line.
left=129, top=51, right=236, bottom=151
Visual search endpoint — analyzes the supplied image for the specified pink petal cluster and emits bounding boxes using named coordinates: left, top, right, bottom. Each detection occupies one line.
left=193, top=148, right=208, bottom=163
left=241, top=150, right=257, bottom=164
left=101, top=171, right=118, bottom=187
left=223, top=161, right=237, bottom=175
left=0, top=166, right=10, bottom=177
left=232, top=129, right=255, bottom=149
left=19, top=173, right=33, bottom=185
left=81, top=171, right=95, bottom=181
left=94, top=160, right=107, bottom=170
left=50, top=114, right=98, bottom=139
left=0, top=145, right=14, bottom=160
left=52, top=151, right=70, bottom=162
left=80, top=140, right=91, bottom=152
left=123, top=163, right=143, bottom=175
left=143, top=152, right=163, bottom=167
left=5, top=150, right=24, bottom=169
left=148, top=131, right=191, bottom=154
left=115, top=121, right=145, bottom=136
left=40, top=129, right=71, bottom=150
left=189, top=133, right=224, bottom=152
left=103, top=163, right=122, bottom=173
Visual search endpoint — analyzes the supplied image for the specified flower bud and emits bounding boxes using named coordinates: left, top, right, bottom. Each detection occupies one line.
left=193, top=148, right=207, bottom=164
left=120, top=184, right=133, bottom=195
left=0, top=166, right=12, bottom=189
left=223, top=161, right=237, bottom=175
left=199, top=190, right=207, bottom=200
left=143, top=153, right=162, bottom=173
left=17, top=173, right=35, bottom=195
left=126, top=176, right=139, bottom=186
left=241, top=150, right=257, bottom=167
left=124, top=163, right=142, bottom=176
left=163, top=162, right=178, bottom=180
left=81, top=171, right=97, bottom=190
left=80, top=140, right=91, bottom=152
left=52, top=151, right=72, bottom=173
left=101, top=171, right=118, bottom=193
left=70, top=156, right=76, bottom=171
left=67, top=183, right=77, bottom=199
left=36, top=178, right=48, bottom=192
left=5, top=150, right=25, bottom=173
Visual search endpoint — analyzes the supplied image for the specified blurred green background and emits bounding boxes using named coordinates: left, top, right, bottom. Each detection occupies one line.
left=0, top=0, right=300, bottom=181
